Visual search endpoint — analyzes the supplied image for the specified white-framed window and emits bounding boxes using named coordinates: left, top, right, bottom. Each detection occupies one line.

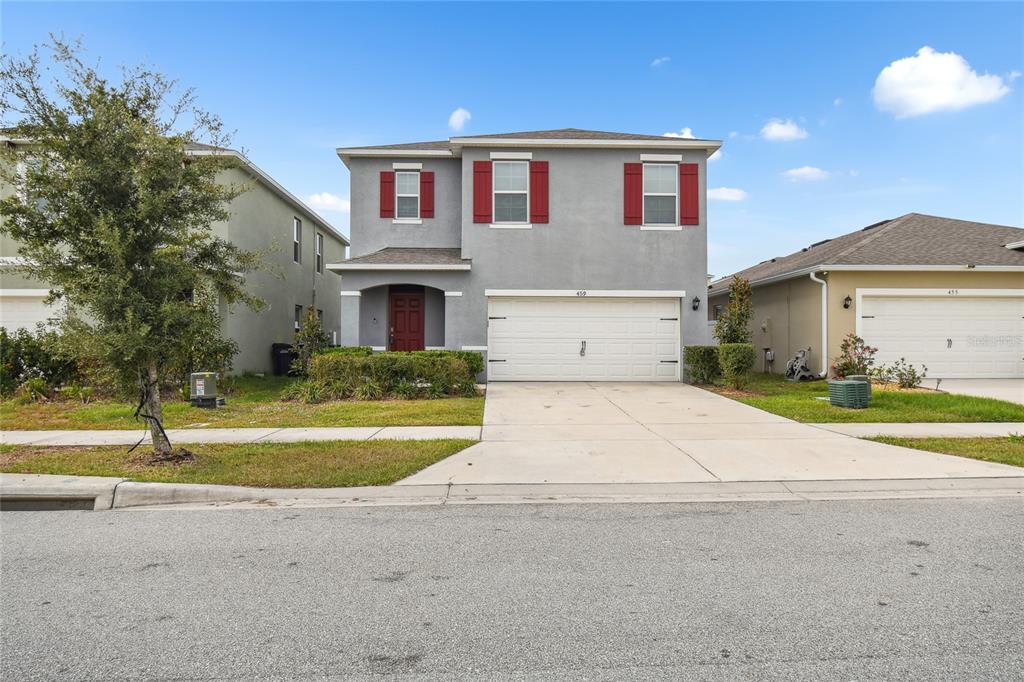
left=315, top=233, right=324, bottom=274
left=316, top=308, right=324, bottom=323
left=395, top=171, right=420, bottom=219
left=643, top=163, right=677, bottom=226
left=294, top=304, right=303, bottom=330
left=292, top=217, right=302, bottom=263
left=493, top=160, right=529, bottom=224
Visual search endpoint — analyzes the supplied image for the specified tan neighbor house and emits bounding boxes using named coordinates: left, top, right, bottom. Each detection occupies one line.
left=707, top=213, right=1024, bottom=379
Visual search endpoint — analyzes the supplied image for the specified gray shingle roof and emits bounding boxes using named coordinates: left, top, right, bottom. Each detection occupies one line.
left=340, top=247, right=469, bottom=266
left=340, top=128, right=716, bottom=152
left=709, top=213, right=1024, bottom=295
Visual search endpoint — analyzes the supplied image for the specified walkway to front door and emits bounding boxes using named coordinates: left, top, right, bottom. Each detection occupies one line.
left=398, top=382, right=1023, bottom=484
left=388, top=286, right=425, bottom=351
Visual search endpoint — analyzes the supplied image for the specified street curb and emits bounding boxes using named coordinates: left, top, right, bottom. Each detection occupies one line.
left=4, top=474, right=1023, bottom=511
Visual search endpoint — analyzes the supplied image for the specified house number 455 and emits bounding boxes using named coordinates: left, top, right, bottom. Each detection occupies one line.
left=947, top=289, right=959, bottom=295
left=576, top=290, right=588, bottom=297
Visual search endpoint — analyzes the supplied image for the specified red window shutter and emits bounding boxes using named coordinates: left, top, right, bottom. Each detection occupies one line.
left=623, top=163, right=643, bottom=225
left=473, top=160, right=492, bottom=223
left=529, top=161, right=549, bottom=223
left=679, top=163, right=699, bottom=226
left=420, top=171, right=435, bottom=218
left=379, top=171, right=395, bottom=218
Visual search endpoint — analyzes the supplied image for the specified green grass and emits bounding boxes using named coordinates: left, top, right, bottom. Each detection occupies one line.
left=867, top=436, right=1024, bottom=469
left=0, top=439, right=476, bottom=487
left=0, top=375, right=485, bottom=430
left=704, top=373, right=1024, bottom=423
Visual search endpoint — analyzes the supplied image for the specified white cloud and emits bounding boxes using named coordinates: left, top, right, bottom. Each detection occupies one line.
left=759, top=118, right=808, bottom=141
left=448, top=107, right=471, bottom=131
left=650, top=56, right=670, bottom=67
left=728, top=131, right=739, bottom=139
left=873, top=46, right=1012, bottom=118
left=307, top=192, right=350, bottom=213
left=663, top=127, right=696, bottom=139
left=783, top=166, right=831, bottom=182
left=833, top=97, right=843, bottom=107
left=708, top=187, right=747, bottom=202
left=708, top=149, right=722, bottom=162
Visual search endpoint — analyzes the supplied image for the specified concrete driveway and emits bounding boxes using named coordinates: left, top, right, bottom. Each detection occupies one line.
left=925, top=379, right=1024, bottom=405
left=399, top=382, right=1023, bottom=485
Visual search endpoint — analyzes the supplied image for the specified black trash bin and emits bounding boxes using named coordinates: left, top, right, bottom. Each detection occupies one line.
left=271, top=343, right=297, bottom=376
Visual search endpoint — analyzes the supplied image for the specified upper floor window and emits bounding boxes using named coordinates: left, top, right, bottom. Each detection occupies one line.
left=315, top=233, right=324, bottom=274
left=395, top=171, right=420, bottom=219
left=493, top=161, right=529, bottom=224
left=292, top=217, right=302, bottom=263
left=643, top=164, right=677, bottom=225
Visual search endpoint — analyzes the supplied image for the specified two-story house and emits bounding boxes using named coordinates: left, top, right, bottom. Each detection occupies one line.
left=0, top=139, right=350, bottom=375
left=331, top=128, right=721, bottom=381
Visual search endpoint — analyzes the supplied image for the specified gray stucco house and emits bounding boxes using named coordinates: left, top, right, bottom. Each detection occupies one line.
left=332, top=128, right=721, bottom=381
left=0, top=139, right=350, bottom=375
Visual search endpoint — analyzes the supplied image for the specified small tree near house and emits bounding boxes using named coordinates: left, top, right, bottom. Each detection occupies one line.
left=713, top=275, right=753, bottom=344
left=0, top=37, right=262, bottom=459
left=291, top=308, right=330, bottom=376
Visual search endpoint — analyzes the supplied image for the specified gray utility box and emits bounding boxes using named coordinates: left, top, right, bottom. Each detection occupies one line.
left=190, top=372, right=219, bottom=408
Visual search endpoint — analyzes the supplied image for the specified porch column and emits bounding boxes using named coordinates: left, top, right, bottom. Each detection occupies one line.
left=443, top=291, right=464, bottom=350
left=339, top=291, right=361, bottom=347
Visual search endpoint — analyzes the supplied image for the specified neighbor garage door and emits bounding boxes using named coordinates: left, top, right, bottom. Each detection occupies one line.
left=0, top=292, right=59, bottom=332
left=486, top=297, right=681, bottom=381
left=859, top=292, right=1024, bottom=378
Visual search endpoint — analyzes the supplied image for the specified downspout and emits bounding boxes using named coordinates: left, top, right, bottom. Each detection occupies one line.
left=808, top=271, right=828, bottom=377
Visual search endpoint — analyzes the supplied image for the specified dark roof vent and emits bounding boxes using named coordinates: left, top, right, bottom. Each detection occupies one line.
left=861, top=219, right=892, bottom=231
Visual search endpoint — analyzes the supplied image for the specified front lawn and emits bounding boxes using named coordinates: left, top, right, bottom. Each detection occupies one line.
left=702, top=373, right=1024, bottom=423
left=0, top=439, right=475, bottom=487
left=867, top=436, right=1024, bottom=469
left=0, top=375, right=485, bottom=430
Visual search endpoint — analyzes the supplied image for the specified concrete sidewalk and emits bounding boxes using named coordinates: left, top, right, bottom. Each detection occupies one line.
left=811, top=423, right=1024, bottom=438
left=3, top=473, right=1022, bottom=511
left=0, top=425, right=482, bottom=446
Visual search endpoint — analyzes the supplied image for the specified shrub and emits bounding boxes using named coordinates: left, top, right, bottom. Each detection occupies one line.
left=718, top=343, right=756, bottom=389
left=871, top=358, right=927, bottom=389
left=831, top=333, right=877, bottom=379
left=684, top=346, right=721, bottom=384
left=713, top=275, right=754, bottom=344
left=320, top=346, right=374, bottom=357
left=305, top=350, right=480, bottom=402
left=0, top=326, right=81, bottom=397
left=291, top=308, right=331, bottom=376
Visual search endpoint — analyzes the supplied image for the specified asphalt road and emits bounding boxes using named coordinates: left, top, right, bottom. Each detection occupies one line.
left=2, top=499, right=1023, bottom=681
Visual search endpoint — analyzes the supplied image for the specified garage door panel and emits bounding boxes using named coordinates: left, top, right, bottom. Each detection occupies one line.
left=487, top=297, right=681, bottom=381
left=861, top=295, right=1023, bottom=379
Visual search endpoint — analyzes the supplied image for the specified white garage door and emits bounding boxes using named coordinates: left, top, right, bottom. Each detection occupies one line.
left=860, top=294, right=1024, bottom=378
left=486, top=297, right=681, bottom=381
left=0, top=292, right=60, bottom=332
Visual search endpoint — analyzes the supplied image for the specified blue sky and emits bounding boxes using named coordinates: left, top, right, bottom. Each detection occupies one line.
left=3, top=2, right=1022, bottom=276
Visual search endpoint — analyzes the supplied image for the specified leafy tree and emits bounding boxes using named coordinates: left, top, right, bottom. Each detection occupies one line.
left=0, top=37, right=261, bottom=458
left=713, top=275, right=753, bottom=344
left=291, top=308, right=330, bottom=376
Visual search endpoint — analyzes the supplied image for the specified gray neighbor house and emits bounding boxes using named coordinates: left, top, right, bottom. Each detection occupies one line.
left=331, top=129, right=721, bottom=381
left=0, top=139, right=350, bottom=375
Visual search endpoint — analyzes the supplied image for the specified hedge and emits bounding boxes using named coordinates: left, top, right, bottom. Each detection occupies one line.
left=683, top=346, right=721, bottom=384
left=320, top=346, right=374, bottom=357
left=718, top=343, right=756, bottom=389
left=297, top=350, right=483, bottom=402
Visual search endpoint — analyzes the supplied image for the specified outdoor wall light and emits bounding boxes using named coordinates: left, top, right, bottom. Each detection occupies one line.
left=843, top=295, right=852, bottom=309
left=692, top=296, right=701, bottom=311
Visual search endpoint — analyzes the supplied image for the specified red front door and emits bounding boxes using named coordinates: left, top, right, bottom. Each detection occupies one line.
left=388, top=287, right=425, bottom=351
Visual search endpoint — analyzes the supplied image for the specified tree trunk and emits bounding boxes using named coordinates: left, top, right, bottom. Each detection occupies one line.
left=145, top=362, right=172, bottom=455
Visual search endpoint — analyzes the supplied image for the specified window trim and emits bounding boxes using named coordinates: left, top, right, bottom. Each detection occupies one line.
left=294, top=304, right=303, bottom=330
left=641, top=163, right=678, bottom=227
left=394, top=170, right=420, bottom=221
left=292, top=217, right=302, bottom=264
left=491, top=160, right=530, bottom=225
left=315, top=232, right=324, bottom=274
